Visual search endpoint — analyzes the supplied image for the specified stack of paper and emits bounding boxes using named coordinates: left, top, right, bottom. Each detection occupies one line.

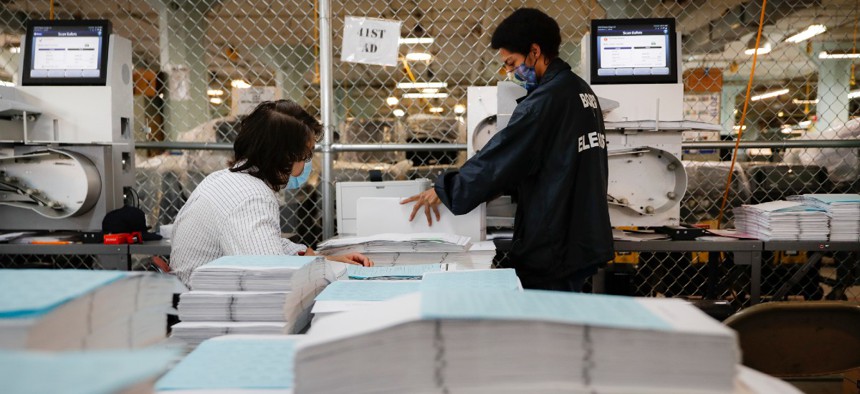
left=156, top=335, right=297, bottom=393
left=317, top=233, right=472, bottom=254
left=345, top=263, right=447, bottom=279
left=170, top=322, right=288, bottom=348
left=789, top=194, right=860, bottom=241
left=295, top=290, right=740, bottom=394
left=420, top=269, right=522, bottom=292
left=177, top=291, right=289, bottom=322
left=1, top=348, right=177, bottom=394
left=313, top=281, right=422, bottom=321
left=189, top=255, right=320, bottom=291
left=733, top=201, right=829, bottom=241
left=0, top=269, right=175, bottom=351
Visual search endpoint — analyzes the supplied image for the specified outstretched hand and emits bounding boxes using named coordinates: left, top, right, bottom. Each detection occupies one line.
left=328, top=252, right=374, bottom=267
left=401, top=189, right=442, bottom=226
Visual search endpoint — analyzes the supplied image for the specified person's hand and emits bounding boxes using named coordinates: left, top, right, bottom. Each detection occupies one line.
left=328, top=252, right=374, bottom=267
left=401, top=189, right=442, bottom=226
left=301, top=247, right=316, bottom=256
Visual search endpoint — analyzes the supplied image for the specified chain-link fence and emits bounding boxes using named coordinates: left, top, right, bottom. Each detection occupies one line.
left=1, top=0, right=858, bottom=305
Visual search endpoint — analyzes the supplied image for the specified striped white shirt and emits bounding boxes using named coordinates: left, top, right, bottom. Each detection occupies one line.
left=170, top=169, right=306, bottom=286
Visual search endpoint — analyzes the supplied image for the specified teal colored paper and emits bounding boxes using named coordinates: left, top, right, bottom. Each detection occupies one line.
left=0, top=348, right=176, bottom=394
left=0, top=269, right=127, bottom=318
left=421, top=289, right=671, bottom=331
left=421, top=269, right=521, bottom=291
left=156, top=338, right=295, bottom=391
left=205, top=255, right=318, bottom=268
left=346, top=263, right=442, bottom=279
left=315, top=280, right=421, bottom=301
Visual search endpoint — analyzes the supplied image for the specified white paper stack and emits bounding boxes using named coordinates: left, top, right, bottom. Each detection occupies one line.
left=295, top=290, right=741, bottom=394
left=789, top=194, right=860, bottom=241
left=313, top=281, right=422, bottom=321
left=156, top=335, right=297, bottom=394
left=1, top=347, right=178, bottom=394
left=358, top=242, right=496, bottom=271
left=170, top=322, right=287, bottom=349
left=178, top=291, right=289, bottom=322
left=189, top=255, right=320, bottom=291
left=733, top=201, right=829, bottom=241
left=317, top=233, right=472, bottom=254
left=0, top=269, right=175, bottom=351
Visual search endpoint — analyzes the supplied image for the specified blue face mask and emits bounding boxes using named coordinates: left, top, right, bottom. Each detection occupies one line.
left=286, top=160, right=312, bottom=190
left=512, top=57, right=538, bottom=93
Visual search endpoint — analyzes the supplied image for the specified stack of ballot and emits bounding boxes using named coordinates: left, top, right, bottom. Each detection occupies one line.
left=733, top=201, right=829, bottom=241
left=789, top=194, right=860, bottom=241
left=172, top=255, right=320, bottom=349
left=177, top=291, right=289, bottom=322
left=189, top=255, right=320, bottom=291
left=312, top=269, right=522, bottom=322
left=156, top=335, right=297, bottom=393
left=344, top=263, right=447, bottom=279
left=317, top=233, right=472, bottom=255
left=0, top=269, right=175, bottom=351
left=1, top=348, right=177, bottom=394
left=295, top=290, right=741, bottom=394
left=359, top=240, right=497, bottom=270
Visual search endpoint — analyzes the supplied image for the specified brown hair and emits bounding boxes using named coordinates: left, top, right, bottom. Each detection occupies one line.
left=229, top=100, right=322, bottom=190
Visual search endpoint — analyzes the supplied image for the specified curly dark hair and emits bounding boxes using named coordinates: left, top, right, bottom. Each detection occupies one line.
left=490, top=8, right=561, bottom=60
left=229, top=100, right=322, bottom=191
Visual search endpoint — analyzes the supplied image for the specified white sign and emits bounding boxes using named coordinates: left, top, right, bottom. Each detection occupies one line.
left=231, top=86, right=279, bottom=116
left=341, top=16, right=401, bottom=67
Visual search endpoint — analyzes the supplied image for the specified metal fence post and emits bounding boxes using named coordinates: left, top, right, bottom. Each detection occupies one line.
left=319, top=0, right=335, bottom=240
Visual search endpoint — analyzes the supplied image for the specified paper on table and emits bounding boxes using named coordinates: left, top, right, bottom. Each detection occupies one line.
left=156, top=337, right=295, bottom=392
left=315, top=281, right=421, bottom=302
left=420, top=289, right=672, bottom=331
left=420, top=269, right=522, bottom=291
left=345, top=263, right=443, bottom=279
left=0, top=270, right=127, bottom=318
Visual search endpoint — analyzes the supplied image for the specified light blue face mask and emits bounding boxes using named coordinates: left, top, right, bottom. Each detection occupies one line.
left=286, top=160, right=312, bottom=190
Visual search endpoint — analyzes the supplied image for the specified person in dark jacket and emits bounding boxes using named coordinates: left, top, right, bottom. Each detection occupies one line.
left=402, top=8, right=614, bottom=291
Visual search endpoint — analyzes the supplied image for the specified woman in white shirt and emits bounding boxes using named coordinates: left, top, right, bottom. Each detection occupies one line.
left=170, top=100, right=372, bottom=285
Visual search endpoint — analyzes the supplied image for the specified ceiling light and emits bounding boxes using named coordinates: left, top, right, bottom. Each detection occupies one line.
left=207, top=89, right=224, bottom=96
left=744, top=42, right=772, bottom=56
left=386, top=96, right=399, bottom=106
left=421, top=88, right=439, bottom=94
left=231, top=79, right=251, bottom=89
left=397, top=82, right=447, bottom=89
left=750, top=88, right=789, bottom=101
left=785, top=24, right=827, bottom=43
left=209, top=97, right=223, bottom=104
left=399, top=37, right=434, bottom=45
left=792, top=99, right=818, bottom=104
left=819, top=51, right=860, bottom=59
left=454, top=104, right=466, bottom=114
left=405, top=52, right=432, bottom=61
left=849, top=90, right=860, bottom=99
left=402, top=92, right=448, bottom=99
left=429, top=107, right=444, bottom=113
left=393, top=109, right=406, bottom=117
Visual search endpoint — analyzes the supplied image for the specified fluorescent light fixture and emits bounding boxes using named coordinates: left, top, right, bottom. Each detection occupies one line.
left=405, top=52, right=432, bottom=61
left=750, top=88, right=789, bottom=101
left=454, top=104, right=466, bottom=114
left=397, top=82, right=447, bottom=89
left=209, top=97, right=223, bottom=104
left=744, top=43, right=772, bottom=55
left=421, top=88, right=439, bottom=94
left=403, top=92, right=449, bottom=99
left=386, top=96, right=399, bottom=106
left=819, top=51, right=860, bottom=59
left=9, top=46, right=20, bottom=54
left=429, top=106, right=444, bottom=113
left=849, top=90, right=860, bottom=99
left=207, top=89, right=224, bottom=96
left=785, top=24, right=827, bottom=43
left=792, top=98, right=818, bottom=104
left=231, top=79, right=251, bottom=88
left=399, top=37, right=434, bottom=45
left=393, top=109, right=406, bottom=117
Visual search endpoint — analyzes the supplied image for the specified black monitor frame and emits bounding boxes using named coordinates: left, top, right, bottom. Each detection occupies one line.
left=21, top=19, right=112, bottom=86
left=589, top=18, right=678, bottom=85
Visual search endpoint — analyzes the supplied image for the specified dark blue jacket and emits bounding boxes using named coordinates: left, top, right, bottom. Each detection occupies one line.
left=435, top=58, right=614, bottom=283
